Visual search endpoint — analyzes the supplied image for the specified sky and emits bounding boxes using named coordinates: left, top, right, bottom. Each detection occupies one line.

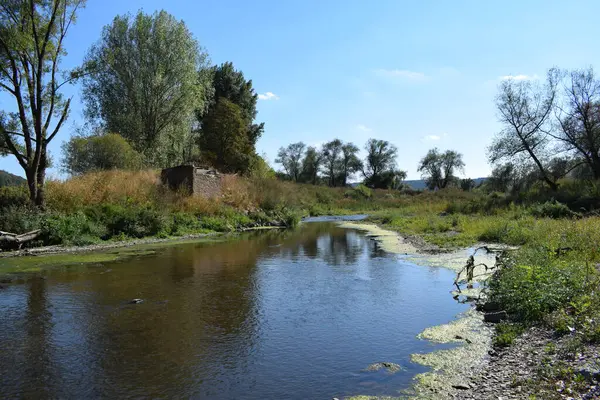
left=1, top=0, right=600, bottom=180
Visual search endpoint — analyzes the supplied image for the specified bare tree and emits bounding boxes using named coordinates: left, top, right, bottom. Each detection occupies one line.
left=552, top=67, right=600, bottom=179
left=0, top=0, right=86, bottom=206
left=489, top=69, right=560, bottom=190
left=276, top=142, right=306, bottom=182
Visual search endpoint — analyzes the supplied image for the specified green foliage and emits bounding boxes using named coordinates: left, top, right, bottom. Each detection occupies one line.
left=200, top=62, right=264, bottom=146
left=0, top=185, right=29, bottom=208
left=82, top=9, right=208, bottom=167
left=276, top=142, right=306, bottom=182
left=487, top=248, right=594, bottom=323
left=62, top=133, right=143, bottom=175
left=40, top=212, right=105, bottom=246
left=346, top=184, right=373, bottom=200
left=529, top=201, right=580, bottom=219
left=493, top=323, right=525, bottom=347
left=418, top=148, right=465, bottom=190
left=363, top=139, right=402, bottom=189
left=199, top=99, right=255, bottom=173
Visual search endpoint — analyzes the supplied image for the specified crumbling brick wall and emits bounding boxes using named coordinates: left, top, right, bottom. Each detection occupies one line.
left=161, top=165, right=223, bottom=199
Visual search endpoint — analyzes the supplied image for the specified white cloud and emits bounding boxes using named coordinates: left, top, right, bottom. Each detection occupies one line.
left=499, top=74, right=539, bottom=81
left=375, top=69, right=427, bottom=81
left=424, top=135, right=441, bottom=141
left=356, top=124, right=372, bottom=133
left=422, top=132, right=448, bottom=142
left=258, top=92, right=279, bottom=100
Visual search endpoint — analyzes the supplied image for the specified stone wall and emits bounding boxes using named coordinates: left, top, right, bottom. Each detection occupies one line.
left=161, top=165, right=223, bottom=198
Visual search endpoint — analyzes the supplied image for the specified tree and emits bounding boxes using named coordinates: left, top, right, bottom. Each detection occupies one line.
left=553, top=67, right=600, bottom=179
left=418, top=148, right=465, bottom=190
left=62, top=133, right=143, bottom=175
left=490, top=69, right=560, bottom=190
left=298, top=146, right=322, bottom=184
left=362, top=139, right=400, bottom=188
left=275, top=142, right=305, bottom=182
left=198, top=99, right=253, bottom=173
left=0, top=0, right=85, bottom=206
left=339, top=142, right=362, bottom=186
left=321, top=139, right=343, bottom=186
left=199, top=62, right=263, bottom=147
left=460, top=178, right=475, bottom=191
left=82, top=10, right=208, bottom=167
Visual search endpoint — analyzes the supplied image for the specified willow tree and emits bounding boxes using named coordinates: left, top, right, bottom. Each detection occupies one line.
left=0, top=0, right=85, bottom=206
left=82, top=10, right=209, bottom=167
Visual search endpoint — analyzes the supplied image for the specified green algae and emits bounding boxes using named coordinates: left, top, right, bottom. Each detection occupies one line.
left=365, top=362, right=403, bottom=374
left=338, top=222, right=496, bottom=399
left=0, top=234, right=230, bottom=278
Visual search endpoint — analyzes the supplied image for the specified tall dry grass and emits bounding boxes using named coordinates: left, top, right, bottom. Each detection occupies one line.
left=46, top=170, right=162, bottom=212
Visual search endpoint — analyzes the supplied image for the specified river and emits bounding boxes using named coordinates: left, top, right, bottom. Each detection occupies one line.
left=0, top=222, right=468, bottom=399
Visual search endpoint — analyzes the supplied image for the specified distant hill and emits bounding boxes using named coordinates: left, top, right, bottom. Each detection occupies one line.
left=404, top=177, right=488, bottom=190
left=0, top=170, right=26, bottom=187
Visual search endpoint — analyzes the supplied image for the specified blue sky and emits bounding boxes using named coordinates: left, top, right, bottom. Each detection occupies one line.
left=1, top=0, right=600, bottom=180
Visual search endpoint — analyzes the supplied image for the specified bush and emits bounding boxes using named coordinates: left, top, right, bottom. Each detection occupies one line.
left=494, top=322, right=525, bottom=347
left=530, top=201, right=580, bottom=219
left=345, top=184, right=372, bottom=200
left=93, top=204, right=170, bottom=238
left=0, top=185, right=29, bottom=208
left=40, top=212, right=106, bottom=246
left=487, top=248, right=592, bottom=323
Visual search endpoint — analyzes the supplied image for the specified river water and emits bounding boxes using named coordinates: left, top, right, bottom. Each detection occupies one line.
left=0, top=222, right=467, bottom=399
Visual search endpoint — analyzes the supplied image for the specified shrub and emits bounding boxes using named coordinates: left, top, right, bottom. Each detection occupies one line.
left=0, top=185, right=29, bottom=208
left=494, top=322, right=525, bottom=347
left=40, top=212, right=106, bottom=246
left=530, top=200, right=579, bottom=219
left=345, top=184, right=372, bottom=200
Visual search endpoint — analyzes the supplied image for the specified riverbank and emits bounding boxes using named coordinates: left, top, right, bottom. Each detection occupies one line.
left=339, top=222, right=496, bottom=399
left=340, top=221, right=600, bottom=400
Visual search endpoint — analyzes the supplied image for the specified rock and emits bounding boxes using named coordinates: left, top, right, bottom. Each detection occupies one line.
left=129, top=298, right=144, bottom=304
left=452, top=382, right=471, bottom=390
left=578, top=362, right=600, bottom=381
left=484, top=310, right=508, bottom=323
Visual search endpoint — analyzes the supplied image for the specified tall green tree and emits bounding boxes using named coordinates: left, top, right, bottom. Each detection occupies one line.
left=62, top=133, right=143, bottom=175
left=82, top=10, right=208, bottom=167
left=339, top=142, right=362, bottom=186
left=199, top=62, right=263, bottom=147
left=321, top=139, right=343, bottom=187
left=199, top=99, right=253, bottom=173
left=275, top=142, right=305, bottom=182
left=0, top=0, right=85, bottom=206
left=299, top=146, right=323, bottom=184
left=417, top=148, right=465, bottom=190
left=362, top=139, right=402, bottom=188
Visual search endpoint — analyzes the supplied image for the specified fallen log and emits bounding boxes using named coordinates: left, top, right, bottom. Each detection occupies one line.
left=0, top=229, right=41, bottom=249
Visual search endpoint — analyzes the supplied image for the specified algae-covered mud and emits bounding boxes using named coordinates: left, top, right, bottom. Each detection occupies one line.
left=0, top=222, right=472, bottom=399
left=338, top=222, right=497, bottom=399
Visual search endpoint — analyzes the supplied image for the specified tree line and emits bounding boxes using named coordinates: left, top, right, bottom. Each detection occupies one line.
left=276, top=138, right=466, bottom=190
left=0, top=4, right=265, bottom=206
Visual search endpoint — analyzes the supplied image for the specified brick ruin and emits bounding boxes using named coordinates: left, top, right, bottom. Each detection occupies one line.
left=160, top=165, right=224, bottom=198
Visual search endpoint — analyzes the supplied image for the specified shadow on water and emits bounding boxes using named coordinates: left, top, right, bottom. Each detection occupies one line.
left=0, top=223, right=467, bottom=399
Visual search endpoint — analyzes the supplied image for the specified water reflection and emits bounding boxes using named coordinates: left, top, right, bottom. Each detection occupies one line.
left=0, top=223, right=467, bottom=399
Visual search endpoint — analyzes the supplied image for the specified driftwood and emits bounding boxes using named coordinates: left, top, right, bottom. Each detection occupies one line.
left=0, top=229, right=41, bottom=249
